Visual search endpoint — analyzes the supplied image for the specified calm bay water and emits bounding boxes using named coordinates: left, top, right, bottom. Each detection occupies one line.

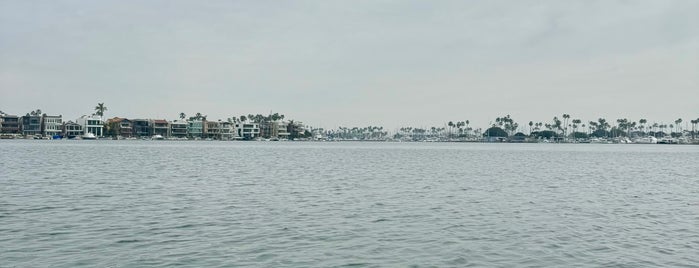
left=1, top=140, right=698, bottom=267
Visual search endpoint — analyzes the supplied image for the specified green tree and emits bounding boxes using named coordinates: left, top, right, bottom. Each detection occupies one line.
left=105, top=120, right=119, bottom=138
left=531, top=130, right=558, bottom=139
left=483, top=127, right=508, bottom=137
left=94, top=103, right=107, bottom=117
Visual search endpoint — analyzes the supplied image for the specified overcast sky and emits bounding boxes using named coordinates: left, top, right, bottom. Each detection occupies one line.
left=1, top=0, right=697, bottom=130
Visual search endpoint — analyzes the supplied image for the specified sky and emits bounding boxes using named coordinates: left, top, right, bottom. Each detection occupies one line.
left=1, top=0, right=698, bottom=130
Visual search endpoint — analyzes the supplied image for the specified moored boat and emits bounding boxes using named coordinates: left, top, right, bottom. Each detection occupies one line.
left=658, top=137, right=677, bottom=144
left=82, top=133, right=97, bottom=140
left=633, top=136, right=658, bottom=144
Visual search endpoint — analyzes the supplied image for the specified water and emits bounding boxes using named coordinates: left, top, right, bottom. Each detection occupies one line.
left=1, top=140, right=698, bottom=267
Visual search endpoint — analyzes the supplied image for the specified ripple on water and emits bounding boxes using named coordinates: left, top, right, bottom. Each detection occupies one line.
left=1, top=141, right=699, bottom=267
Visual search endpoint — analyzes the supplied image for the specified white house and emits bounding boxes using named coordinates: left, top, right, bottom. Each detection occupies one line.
left=42, top=115, right=63, bottom=137
left=76, top=115, right=104, bottom=137
left=235, top=122, right=260, bottom=139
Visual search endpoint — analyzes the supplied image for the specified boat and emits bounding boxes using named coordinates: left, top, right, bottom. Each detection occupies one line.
left=633, top=136, right=658, bottom=144
left=658, top=137, right=677, bottom=144
left=82, top=133, right=97, bottom=140
left=152, top=134, right=164, bottom=140
left=589, top=138, right=611, bottom=144
left=614, top=137, right=633, bottom=144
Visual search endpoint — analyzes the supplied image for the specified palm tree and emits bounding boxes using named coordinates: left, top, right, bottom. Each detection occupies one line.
left=675, top=118, right=682, bottom=134
left=562, top=114, right=571, bottom=140
left=572, top=119, right=582, bottom=138
left=94, top=103, right=107, bottom=118
left=465, top=120, right=470, bottom=136
left=553, top=116, right=563, bottom=135
left=651, top=123, right=659, bottom=137
left=639, top=119, right=647, bottom=135
left=179, top=113, right=186, bottom=120
left=616, top=118, right=629, bottom=137
left=670, top=124, right=674, bottom=135
left=658, top=124, right=666, bottom=137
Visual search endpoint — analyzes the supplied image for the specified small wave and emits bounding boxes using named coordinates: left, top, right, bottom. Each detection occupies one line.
left=116, top=239, right=142, bottom=243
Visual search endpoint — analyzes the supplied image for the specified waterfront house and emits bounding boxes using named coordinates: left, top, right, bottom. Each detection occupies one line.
left=235, top=122, right=260, bottom=139
left=188, top=119, right=204, bottom=138
left=170, top=120, right=188, bottom=139
left=118, top=118, right=133, bottom=138
left=106, top=117, right=133, bottom=138
left=21, top=114, right=42, bottom=137
left=259, top=120, right=290, bottom=139
left=220, top=121, right=236, bottom=140
left=287, top=121, right=306, bottom=140
left=0, top=114, right=20, bottom=134
left=76, top=115, right=104, bottom=137
left=62, top=121, right=83, bottom=138
left=259, top=121, right=274, bottom=138
left=204, top=120, right=221, bottom=139
left=42, top=115, right=63, bottom=137
left=277, top=121, right=291, bottom=140
left=151, top=120, right=170, bottom=138
left=132, top=119, right=151, bottom=137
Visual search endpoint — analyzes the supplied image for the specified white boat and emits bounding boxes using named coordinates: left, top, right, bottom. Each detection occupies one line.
left=589, top=138, right=611, bottom=144
left=615, top=137, right=633, bottom=144
left=82, top=133, right=97, bottom=140
left=633, top=136, right=658, bottom=144
left=152, top=134, right=164, bottom=140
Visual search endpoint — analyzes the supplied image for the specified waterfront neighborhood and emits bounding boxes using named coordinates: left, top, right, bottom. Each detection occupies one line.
left=0, top=105, right=310, bottom=141
left=1, top=105, right=698, bottom=144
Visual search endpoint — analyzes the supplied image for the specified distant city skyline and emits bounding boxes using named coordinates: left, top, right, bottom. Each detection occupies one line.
left=1, top=1, right=698, bottom=129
